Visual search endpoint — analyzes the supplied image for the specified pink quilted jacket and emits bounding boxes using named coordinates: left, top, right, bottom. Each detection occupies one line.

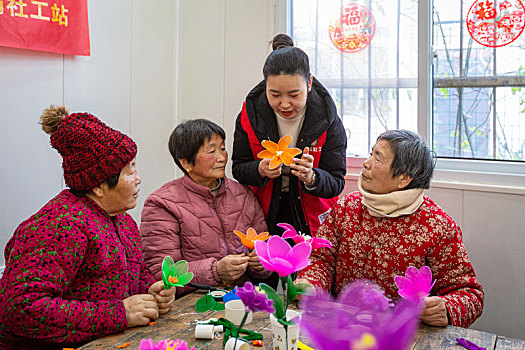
left=141, top=175, right=270, bottom=296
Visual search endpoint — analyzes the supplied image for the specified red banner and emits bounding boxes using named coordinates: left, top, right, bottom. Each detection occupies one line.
left=0, top=0, right=90, bottom=56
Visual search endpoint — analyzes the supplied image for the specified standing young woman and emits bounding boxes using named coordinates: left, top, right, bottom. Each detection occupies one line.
left=232, top=34, right=347, bottom=237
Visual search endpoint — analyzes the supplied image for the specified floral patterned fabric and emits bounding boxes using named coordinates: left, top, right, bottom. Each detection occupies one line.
left=0, top=190, right=156, bottom=349
left=297, top=192, right=484, bottom=328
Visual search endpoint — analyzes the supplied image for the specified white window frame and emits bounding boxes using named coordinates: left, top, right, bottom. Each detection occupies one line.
left=276, top=0, right=525, bottom=193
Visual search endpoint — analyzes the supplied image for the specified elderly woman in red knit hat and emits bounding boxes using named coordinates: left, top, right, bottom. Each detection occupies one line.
left=297, top=130, right=484, bottom=329
left=0, top=106, right=175, bottom=349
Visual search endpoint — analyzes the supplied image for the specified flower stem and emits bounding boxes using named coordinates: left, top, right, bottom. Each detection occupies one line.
left=233, top=311, right=249, bottom=350
left=281, top=277, right=289, bottom=315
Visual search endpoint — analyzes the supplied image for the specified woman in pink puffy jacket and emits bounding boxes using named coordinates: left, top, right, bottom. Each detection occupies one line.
left=141, top=119, right=271, bottom=297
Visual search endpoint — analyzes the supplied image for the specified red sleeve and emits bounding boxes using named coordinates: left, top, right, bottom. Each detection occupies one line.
left=297, top=196, right=348, bottom=291
left=427, top=220, right=484, bottom=328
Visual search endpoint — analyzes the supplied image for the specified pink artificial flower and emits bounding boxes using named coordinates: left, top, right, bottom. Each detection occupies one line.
left=139, top=339, right=195, bottom=350
left=394, top=266, right=436, bottom=304
left=278, top=223, right=332, bottom=250
left=254, top=235, right=311, bottom=277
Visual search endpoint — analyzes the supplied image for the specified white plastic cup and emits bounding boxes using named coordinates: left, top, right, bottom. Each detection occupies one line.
left=194, top=324, right=215, bottom=339
left=214, top=325, right=224, bottom=333
left=270, top=309, right=301, bottom=350
left=224, top=299, right=252, bottom=326
left=224, top=337, right=250, bottom=350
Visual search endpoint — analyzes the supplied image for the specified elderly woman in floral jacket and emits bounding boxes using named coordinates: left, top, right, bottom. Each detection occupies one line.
left=0, top=106, right=175, bottom=349
left=297, top=129, right=484, bottom=328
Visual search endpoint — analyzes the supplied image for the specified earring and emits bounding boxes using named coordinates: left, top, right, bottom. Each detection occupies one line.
left=186, top=168, right=191, bottom=173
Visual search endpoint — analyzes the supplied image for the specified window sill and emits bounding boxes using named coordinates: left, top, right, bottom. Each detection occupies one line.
left=345, top=156, right=525, bottom=195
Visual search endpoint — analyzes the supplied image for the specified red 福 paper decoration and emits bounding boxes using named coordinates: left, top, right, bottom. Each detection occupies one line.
left=466, top=0, right=525, bottom=48
left=328, top=2, right=376, bottom=53
left=0, top=0, right=90, bottom=55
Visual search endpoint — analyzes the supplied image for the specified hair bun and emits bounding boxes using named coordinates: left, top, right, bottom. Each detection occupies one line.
left=40, top=105, right=70, bottom=135
left=272, top=33, right=294, bottom=51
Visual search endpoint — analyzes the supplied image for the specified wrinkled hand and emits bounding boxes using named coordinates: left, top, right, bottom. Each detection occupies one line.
left=148, top=280, right=176, bottom=315
left=217, top=253, right=249, bottom=283
left=290, top=147, right=314, bottom=185
left=420, top=296, right=448, bottom=326
left=123, top=294, right=159, bottom=327
left=247, top=250, right=266, bottom=272
left=258, top=159, right=282, bottom=179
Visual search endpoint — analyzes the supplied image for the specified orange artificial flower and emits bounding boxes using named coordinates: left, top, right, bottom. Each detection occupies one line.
left=115, top=342, right=130, bottom=349
left=168, top=276, right=179, bottom=284
left=257, top=134, right=302, bottom=169
left=234, top=227, right=270, bottom=250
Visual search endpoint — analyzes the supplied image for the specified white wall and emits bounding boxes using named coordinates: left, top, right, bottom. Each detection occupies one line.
left=177, top=0, right=277, bottom=171
left=0, top=0, right=178, bottom=266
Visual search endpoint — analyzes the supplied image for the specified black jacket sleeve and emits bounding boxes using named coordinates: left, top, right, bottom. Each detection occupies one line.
left=232, top=111, right=269, bottom=188
left=301, top=116, right=347, bottom=198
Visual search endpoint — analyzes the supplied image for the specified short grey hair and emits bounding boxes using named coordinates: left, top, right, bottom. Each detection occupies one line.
left=377, top=129, right=436, bottom=189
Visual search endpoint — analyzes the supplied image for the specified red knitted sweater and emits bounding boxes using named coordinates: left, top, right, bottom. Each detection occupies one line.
left=298, top=192, right=484, bottom=328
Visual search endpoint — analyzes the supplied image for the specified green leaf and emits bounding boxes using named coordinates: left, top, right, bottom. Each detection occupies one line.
left=278, top=318, right=295, bottom=326
left=174, top=272, right=194, bottom=286
left=174, top=260, right=189, bottom=276
left=212, top=302, right=225, bottom=311
left=294, top=283, right=314, bottom=295
left=259, top=283, right=284, bottom=319
left=161, top=256, right=175, bottom=287
left=195, top=294, right=216, bottom=313
left=286, top=277, right=297, bottom=302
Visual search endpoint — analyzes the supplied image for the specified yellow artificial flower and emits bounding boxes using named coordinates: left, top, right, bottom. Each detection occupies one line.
left=352, top=333, right=377, bottom=350
left=234, top=227, right=270, bottom=250
left=257, top=134, right=302, bottom=169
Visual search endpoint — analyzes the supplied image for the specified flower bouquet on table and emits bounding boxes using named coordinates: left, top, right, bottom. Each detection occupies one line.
left=254, top=223, right=332, bottom=350
left=300, top=280, right=420, bottom=350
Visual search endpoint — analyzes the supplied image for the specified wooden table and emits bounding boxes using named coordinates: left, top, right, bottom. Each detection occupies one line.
left=79, top=291, right=525, bottom=350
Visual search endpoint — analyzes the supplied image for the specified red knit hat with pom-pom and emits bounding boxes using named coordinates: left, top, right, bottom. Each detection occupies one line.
left=49, top=112, right=137, bottom=191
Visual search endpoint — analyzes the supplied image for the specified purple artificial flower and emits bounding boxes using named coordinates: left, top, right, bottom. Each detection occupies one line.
left=236, top=282, right=275, bottom=314
left=255, top=235, right=312, bottom=277
left=300, top=280, right=420, bottom=350
left=394, top=266, right=436, bottom=304
left=139, top=339, right=196, bottom=350
left=278, top=223, right=332, bottom=250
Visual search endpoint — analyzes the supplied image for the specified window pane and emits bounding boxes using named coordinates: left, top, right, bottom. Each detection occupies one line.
left=292, top=0, right=418, bottom=157
left=496, top=87, right=525, bottom=160
left=433, top=0, right=525, bottom=161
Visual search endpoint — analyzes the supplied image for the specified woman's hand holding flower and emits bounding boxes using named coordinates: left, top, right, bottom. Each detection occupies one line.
left=290, top=147, right=315, bottom=185
left=148, top=280, right=176, bottom=315
left=247, top=250, right=266, bottom=272
left=217, top=253, right=249, bottom=283
left=421, top=296, right=448, bottom=326
left=258, top=158, right=282, bottom=179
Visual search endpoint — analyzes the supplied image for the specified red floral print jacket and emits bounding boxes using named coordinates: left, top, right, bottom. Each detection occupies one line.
left=298, top=192, right=484, bottom=328
left=0, top=190, right=156, bottom=349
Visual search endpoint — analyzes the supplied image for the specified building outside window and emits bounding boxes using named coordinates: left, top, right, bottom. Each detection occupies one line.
left=290, top=0, right=525, bottom=163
